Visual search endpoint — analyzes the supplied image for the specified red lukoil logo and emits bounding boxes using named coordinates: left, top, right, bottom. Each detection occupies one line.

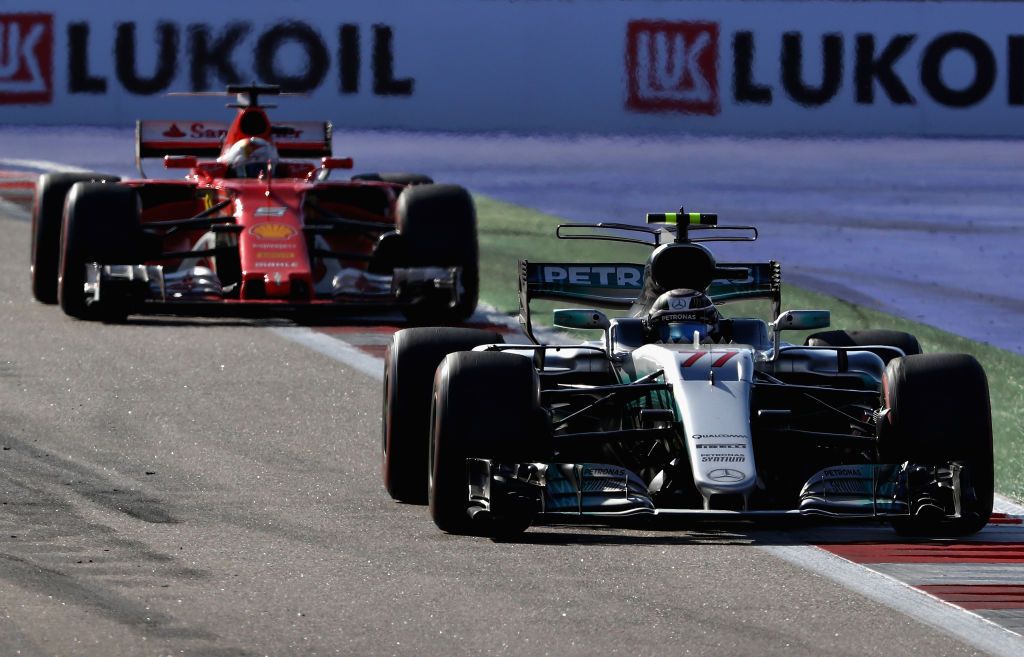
left=0, top=13, right=53, bottom=104
left=626, top=20, right=719, bottom=115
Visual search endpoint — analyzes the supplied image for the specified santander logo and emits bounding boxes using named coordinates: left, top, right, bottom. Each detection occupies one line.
left=162, top=123, right=186, bottom=138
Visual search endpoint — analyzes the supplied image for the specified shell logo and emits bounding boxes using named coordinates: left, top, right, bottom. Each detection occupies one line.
left=249, top=223, right=297, bottom=239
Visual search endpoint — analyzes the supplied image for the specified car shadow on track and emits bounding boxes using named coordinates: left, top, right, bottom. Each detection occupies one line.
left=496, top=517, right=903, bottom=547
left=117, top=316, right=293, bottom=328
left=113, top=308, right=405, bottom=328
left=115, top=311, right=408, bottom=330
left=100, top=303, right=514, bottom=332
left=504, top=530, right=756, bottom=547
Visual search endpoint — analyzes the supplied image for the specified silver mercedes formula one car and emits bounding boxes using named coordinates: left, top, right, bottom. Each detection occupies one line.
left=382, top=211, right=993, bottom=538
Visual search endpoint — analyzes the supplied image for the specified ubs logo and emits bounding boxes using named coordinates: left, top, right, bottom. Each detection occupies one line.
left=0, top=13, right=53, bottom=104
left=626, top=20, right=719, bottom=115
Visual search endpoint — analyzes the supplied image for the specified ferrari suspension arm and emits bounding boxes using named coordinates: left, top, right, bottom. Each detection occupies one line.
left=304, top=201, right=393, bottom=233
left=145, top=200, right=235, bottom=233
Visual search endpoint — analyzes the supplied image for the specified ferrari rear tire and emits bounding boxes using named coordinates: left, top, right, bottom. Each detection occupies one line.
left=806, top=329, right=921, bottom=364
left=58, top=182, right=141, bottom=321
left=879, top=353, right=993, bottom=536
left=31, top=172, right=120, bottom=304
left=429, top=351, right=546, bottom=536
left=382, top=328, right=504, bottom=504
left=396, top=184, right=479, bottom=325
left=352, top=172, right=434, bottom=185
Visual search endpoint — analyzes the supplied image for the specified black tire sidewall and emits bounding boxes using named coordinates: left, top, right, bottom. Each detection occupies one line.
left=428, top=351, right=544, bottom=534
left=352, top=172, right=434, bottom=185
left=58, top=182, right=140, bottom=320
left=881, top=353, right=993, bottom=535
left=807, top=329, right=921, bottom=363
left=32, top=173, right=118, bottom=304
left=396, top=184, right=479, bottom=323
left=383, top=328, right=503, bottom=504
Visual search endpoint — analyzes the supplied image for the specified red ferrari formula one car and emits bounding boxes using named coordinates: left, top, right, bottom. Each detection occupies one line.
left=30, top=85, right=478, bottom=323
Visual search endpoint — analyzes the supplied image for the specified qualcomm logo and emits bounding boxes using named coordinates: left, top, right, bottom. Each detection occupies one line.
left=0, top=13, right=52, bottom=103
left=626, top=20, right=719, bottom=116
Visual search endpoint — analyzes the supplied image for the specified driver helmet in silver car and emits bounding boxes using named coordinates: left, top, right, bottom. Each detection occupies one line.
left=645, top=288, right=721, bottom=343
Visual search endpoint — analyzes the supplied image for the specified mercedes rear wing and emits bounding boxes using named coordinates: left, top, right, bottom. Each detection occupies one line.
left=135, top=119, right=332, bottom=174
left=518, top=259, right=781, bottom=344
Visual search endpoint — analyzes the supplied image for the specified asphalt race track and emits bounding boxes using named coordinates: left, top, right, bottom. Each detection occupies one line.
left=2, top=192, right=1024, bottom=656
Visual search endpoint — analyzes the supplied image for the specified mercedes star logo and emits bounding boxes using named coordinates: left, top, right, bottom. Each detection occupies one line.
left=708, top=468, right=744, bottom=482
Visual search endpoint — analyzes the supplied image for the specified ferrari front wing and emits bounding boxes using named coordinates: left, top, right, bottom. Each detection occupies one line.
left=85, top=262, right=464, bottom=310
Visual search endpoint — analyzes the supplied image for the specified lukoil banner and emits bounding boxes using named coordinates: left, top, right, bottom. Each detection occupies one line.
left=1, top=0, right=1023, bottom=137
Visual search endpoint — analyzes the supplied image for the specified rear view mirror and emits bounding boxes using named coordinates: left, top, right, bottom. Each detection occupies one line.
left=553, top=308, right=610, bottom=331
left=771, top=310, right=830, bottom=331
left=164, top=155, right=197, bottom=169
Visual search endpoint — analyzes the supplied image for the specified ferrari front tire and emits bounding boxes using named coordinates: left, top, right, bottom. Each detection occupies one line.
left=352, top=172, right=434, bottom=185
left=31, top=172, right=119, bottom=304
left=396, top=184, right=479, bottom=325
left=58, top=182, right=141, bottom=321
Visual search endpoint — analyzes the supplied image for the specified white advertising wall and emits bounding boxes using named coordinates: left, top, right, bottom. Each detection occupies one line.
left=1, top=0, right=1023, bottom=136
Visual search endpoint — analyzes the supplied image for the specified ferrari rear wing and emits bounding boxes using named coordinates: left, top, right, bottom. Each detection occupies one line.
left=518, top=259, right=781, bottom=343
left=135, top=119, right=332, bottom=173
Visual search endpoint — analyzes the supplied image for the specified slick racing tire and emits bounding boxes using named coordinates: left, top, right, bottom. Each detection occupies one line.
left=31, top=172, right=120, bottom=304
left=396, top=184, right=479, bottom=325
left=429, top=351, right=548, bottom=536
left=879, top=353, right=993, bottom=537
left=351, top=172, right=434, bottom=185
left=382, top=328, right=503, bottom=504
left=806, top=329, right=921, bottom=364
left=58, top=182, right=141, bottom=321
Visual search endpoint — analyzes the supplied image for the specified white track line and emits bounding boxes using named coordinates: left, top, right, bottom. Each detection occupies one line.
left=995, top=494, right=1024, bottom=515
left=266, top=326, right=384, bottom=380
left=0, top=157, right=89, bottom=174
left=265, top=306, right=526, bottom=384
left=266, top=306, right=556, bottom=384
left=763, top=542, right=1024, bottom=656
left=0, top=197, right=30, bottom=221
left=0, top=158, right=39, bottom=222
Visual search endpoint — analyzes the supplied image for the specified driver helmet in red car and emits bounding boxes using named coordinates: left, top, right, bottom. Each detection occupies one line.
left=218, top=137, right=279, bottom=177
left=645, top=288, right=721, bottom=343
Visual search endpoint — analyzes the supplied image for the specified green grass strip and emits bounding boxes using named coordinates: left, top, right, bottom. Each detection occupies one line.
left=474, top=194, right=1024, bottom=501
